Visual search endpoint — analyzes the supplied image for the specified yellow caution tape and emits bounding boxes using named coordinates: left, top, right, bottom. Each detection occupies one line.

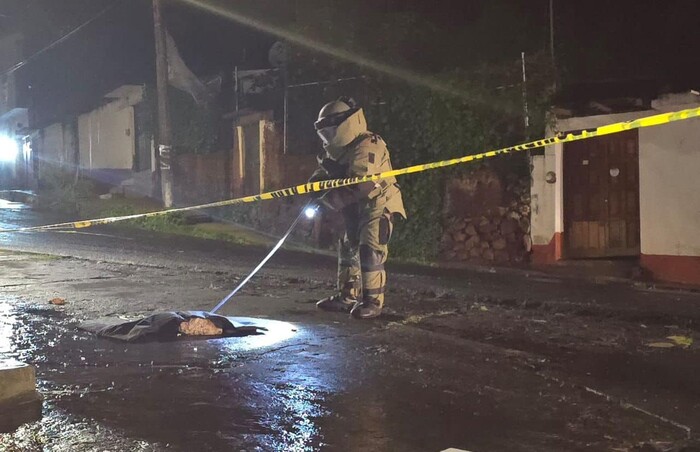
left=2, top=106, right=699, bottom=234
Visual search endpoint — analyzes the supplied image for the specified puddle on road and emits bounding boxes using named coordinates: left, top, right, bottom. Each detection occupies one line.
left=0, top=300, right=67, bottom=362
left=0, top=198, right=28, bottom=236
left=1, top=409, right=164, bottom=452
left=0, top=299, right=333, bottom=451
left=0, top=199, right=27, bottom=210
left=0, top=301, right=17, bottom=355
left=253, top=383, right=328, bottom=451
left=216, top=317, right=298, bottom=351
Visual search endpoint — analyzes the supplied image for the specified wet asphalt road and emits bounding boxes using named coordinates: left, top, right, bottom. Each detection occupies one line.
left=2, top=201, right=700, bottom=451
left=0, top=199, right=333, bottom=273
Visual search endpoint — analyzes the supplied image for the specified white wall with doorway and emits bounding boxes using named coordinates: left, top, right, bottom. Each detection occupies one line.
left=530, top=93, right=700, bottom=282
left=232, top=111, right=271, bottom=197
left=532, top=110, right=654, bottom=258
left=78, top=100, right=135, bottom=170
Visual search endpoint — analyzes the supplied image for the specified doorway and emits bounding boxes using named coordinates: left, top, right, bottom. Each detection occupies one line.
left=563, top=129, right=640, bottom=258
left=232, top=113, right=267, bottom=197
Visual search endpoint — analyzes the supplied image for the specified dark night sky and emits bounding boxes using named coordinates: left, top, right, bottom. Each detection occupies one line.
left=1, top=0, right=699, bottom=126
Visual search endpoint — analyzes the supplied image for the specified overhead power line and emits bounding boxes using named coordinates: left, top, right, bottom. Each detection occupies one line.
left=0, top=1, right=122, bottom=79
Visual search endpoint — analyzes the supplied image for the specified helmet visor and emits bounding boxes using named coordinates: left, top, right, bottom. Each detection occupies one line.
left=314, top=108, right=358, bottom=130
left=317, top=126, right=338, bottom=145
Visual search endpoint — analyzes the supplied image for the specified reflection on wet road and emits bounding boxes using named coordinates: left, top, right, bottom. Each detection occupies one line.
left=0, top=199, right=30, bottom=242
left=0, top=300, right=337, bottom=451
left=0, top=301, right=16, bottom=355
left=0, top=199, right=341, bottom=450
left=0, top=199, right=26, bottom=211
left=218, top=317, right=298, bottom=351
left=4, top=197, right=700, bottom=451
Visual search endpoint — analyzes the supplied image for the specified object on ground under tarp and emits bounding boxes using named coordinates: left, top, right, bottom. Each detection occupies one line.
left=79, top=311, right=266, bottom=342
left=179, top=317, right=223, bottom=336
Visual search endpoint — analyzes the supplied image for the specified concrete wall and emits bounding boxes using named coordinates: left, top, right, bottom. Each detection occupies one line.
left=530, top=93, right=700, bottom=284
left=39, top=122, right=76, bottom=168
left=76, top=85, right=144, bottom=171
left=639, top=95, right=700, bottom=257
left=78, top=100, right=135, bottom=170
left=254, top=120, right=330, bottom=245
left=638, top=95, right=700, bottom=284
left=170, top=117, right=327, bottom=245
left=172, top=152, right=230, bottom=206
left=529, top=149, right=556, bottom=250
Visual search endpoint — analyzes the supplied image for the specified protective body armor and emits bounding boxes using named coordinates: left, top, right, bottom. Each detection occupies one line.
left=311, top=105, right=406, bottom=317
left=312, top=108, right=406, bottom=219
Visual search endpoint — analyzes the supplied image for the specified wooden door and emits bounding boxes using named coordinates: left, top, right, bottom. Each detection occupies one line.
left=563, top=130, right=640, bottom=258
left=232, top=117, right=264, bottom=197
left=242, top=122, right=261, bottom=196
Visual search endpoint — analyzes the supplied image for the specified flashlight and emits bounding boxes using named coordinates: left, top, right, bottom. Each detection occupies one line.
left=304, top=205, right=319, bottom=219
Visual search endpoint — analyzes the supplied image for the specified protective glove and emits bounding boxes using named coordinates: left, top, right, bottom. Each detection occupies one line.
left=316, top=181, right=376, bottom=212
left=307, top=165, right=331, bottom=200
left=305, top=179, right=378, bottom=220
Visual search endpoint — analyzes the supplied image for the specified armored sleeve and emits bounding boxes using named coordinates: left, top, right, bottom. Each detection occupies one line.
left=348, top=142, right=384, bottom=198
left=319, top=141, right=382, bottom=211
left=308, top=167, right=330, bottom=183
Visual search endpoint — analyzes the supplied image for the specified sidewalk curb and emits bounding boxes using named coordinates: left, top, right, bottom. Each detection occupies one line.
left=432, top=259, right=700, bottom=295
left=0, top=190, right=36, bottom=205
left=0, top=360, right=42, bottom=433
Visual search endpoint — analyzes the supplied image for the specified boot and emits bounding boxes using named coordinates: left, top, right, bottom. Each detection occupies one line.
left=316, top=293, right=358, bottom=313
left=350, top=299, right=382, bottom=319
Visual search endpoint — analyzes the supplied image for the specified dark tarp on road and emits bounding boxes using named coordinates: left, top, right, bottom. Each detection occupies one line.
left=79, top=311, right=266, bottom=342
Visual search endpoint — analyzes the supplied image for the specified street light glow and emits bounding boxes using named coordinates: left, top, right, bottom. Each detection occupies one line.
left=0, top=136, right=18, bottom=163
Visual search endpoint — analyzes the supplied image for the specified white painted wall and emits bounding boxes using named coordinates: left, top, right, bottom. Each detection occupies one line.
left=531, top=121, right=581, bottom=247
left=530, top=93, right=700, bottom=258
left=78, top=100, right=134, bottom=170
left=76, top=85, right=143, bottom=170
left=639, top=95, right=700, bottom=257
left=104, top=85, right=144, bottom=109
left=40, top=123, right=74, bottom=167
left=530, top=150, right=555, bottom=246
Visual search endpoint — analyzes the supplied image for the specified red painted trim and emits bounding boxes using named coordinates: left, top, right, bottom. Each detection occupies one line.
left=641, top=254, right=700, bottom=286
left=531, top=232, right=563, bottom=264
left=554, top=232, right=563, bottom=260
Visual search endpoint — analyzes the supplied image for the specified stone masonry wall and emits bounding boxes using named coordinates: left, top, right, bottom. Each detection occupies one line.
left=441, top=168, right=531, bottom=264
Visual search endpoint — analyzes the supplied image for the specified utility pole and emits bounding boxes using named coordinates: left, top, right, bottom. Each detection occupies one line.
left=152, top=0, right=174, bottom=207
left=521, top=52, right=529, bottom=132
left=549, top=0, right=557, bottom=90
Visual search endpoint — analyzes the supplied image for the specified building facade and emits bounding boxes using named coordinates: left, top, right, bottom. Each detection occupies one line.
left=531, top=92, right=700, bottom=285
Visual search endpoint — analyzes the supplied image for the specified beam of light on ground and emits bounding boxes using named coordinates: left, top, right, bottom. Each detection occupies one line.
left=217, top=318, right=298, bottom=350
left=177, top=0, right=467, bottom=99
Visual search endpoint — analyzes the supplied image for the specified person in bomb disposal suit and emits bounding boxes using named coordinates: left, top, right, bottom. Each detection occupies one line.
left=310, top=97, right=406, bottom=319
